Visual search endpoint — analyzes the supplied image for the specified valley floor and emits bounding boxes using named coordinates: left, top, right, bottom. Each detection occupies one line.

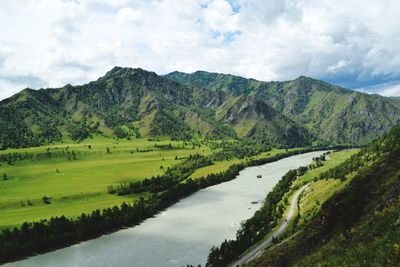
left=0, top=137, right=207, bottom=229
left=0, top=136, right=294, bottom=230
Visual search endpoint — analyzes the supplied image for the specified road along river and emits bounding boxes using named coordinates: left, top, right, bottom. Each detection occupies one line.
left=231, top=183, right=310, bottom=266
left=4, top=151, right=325, bottom=267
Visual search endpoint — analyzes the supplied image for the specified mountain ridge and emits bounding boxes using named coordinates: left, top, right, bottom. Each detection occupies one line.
left=1, top=67, right=399, bottom=149
left=0, top=67, right=311, bottom=149
left=165, top=70, right=400, bottom=144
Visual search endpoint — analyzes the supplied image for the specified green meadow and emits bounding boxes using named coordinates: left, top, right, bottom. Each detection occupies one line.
left=0, top=136, right=356, bottom=232
left=3, top=136, right=289, bottom=230
left=296, top=150, right=359, bottom=227
left=262, top=149, right=358, bottom=242
left=282, top=149, right=358, bottom=231
left=0, top=136, right=216, bottom=229
left=292, top=149, right=358, bottom=188
left=189, top=148, right=292, bottom=179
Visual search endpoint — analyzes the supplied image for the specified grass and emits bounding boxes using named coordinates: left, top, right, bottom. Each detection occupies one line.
left=292, top=150, right=359, bottom=227
left=190, top=159, right=241, bottom=179
left=292, top=149, right=358, bottom=187
left=251, top=148, right=297, bottom=160
left=297, top=201, right=400, bottom=267
left=234, top=150, right=358, bottom=263
left=0, top=139, right=353, bottom=232
left=189, top=148, right=291, bottom=180
left=292, top=151, right=400, bottom=267
left=299, top=178, right=350, bottom=227
left=247, top=131, right=400, bottom=267
left=0, top=141, right=310, bottom=230
left=0, top=136, right=212, bottom=229
left=276, top=149, right=358, bottom=237
left=229, top=149, right=358, bottom=265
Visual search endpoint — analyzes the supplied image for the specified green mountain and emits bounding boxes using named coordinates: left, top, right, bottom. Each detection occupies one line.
left=247, top=126, right=400, bottom=266
left=1, top=67, right=399, bottom=149
left=165, top=71, right=400, bottom=145
left=0, top=67, right=311, bottom=149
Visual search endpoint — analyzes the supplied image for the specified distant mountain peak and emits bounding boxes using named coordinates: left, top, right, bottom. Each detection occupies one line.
left=102, top=66, right=155, bottom=80
left=1, top=66, right=400, bottom=149
left=295, top=75, right=311, bottom=80
left=292, top=76, right=320, bottom=85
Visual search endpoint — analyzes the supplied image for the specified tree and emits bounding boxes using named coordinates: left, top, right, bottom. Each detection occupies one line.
left=42, top=196, right=51, bottom=204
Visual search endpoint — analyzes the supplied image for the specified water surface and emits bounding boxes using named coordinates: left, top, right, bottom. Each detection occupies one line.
left=5, top=151, right=324, bottom=267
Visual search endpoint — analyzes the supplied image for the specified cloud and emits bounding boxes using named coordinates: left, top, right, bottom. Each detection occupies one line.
left=202, top=0, right=239, bottom=32
left=381, top=85, right=400, bottom=97
left=327, top=60, right=352, bottom=74
left=357, top=82, right=400, bottom=97
left=379, top=84, right=400, bottom=96
left=0, top=0, right=400, bottom=100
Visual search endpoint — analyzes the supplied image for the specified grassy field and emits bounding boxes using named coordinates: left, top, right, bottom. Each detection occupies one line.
left=0, top=139, right=355, bottom=231
left=0, top=136, right=214, bottom=229
left=190, top=159, right=241, bottom=179
left=294, top=150, right=359, bottom=227
left=277, top=149, right=358, bottom=235
left=292, top=149, right=358, bottom=188
left=189, top=148, right=292, bottom=179
left=0, top=137, right=293, bottom=230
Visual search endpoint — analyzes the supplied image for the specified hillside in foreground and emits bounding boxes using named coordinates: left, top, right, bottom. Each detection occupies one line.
left=246, top=126, right=400, bottom=266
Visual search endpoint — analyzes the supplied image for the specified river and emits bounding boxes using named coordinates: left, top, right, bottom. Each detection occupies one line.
left=4, top=151, right=324, bottom=267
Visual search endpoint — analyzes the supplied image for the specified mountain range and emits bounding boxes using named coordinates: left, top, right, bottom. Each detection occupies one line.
left=1, top=66, right=400, bottom=149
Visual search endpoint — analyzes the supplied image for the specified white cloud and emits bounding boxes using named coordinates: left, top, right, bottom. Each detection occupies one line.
left=117, top=7, right=143, bottom=24
left=82, top=0, right=129, bottom=8
left=0, top=0, right=400, bottom=100
left=202, top=0, right=239, bottom=32
left=380, top=84, right=400, bottom=97
left=357, top=82, right=400, bottom=97
left=327, top=60, right=352, bottom=74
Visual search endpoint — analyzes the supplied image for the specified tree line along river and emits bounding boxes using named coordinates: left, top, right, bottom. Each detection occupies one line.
left=4, top=151, right=324, bottom=267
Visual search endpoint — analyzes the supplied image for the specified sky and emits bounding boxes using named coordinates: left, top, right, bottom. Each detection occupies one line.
left=1, top=0, right=400, bottom=100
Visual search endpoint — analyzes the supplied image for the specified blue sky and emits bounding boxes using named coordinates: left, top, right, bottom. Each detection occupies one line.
left=0, top=0, right=400, bottom=100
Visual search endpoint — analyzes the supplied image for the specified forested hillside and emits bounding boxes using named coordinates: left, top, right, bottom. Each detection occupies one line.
left=0, top=67, right=313, bottom=149
left=166, top=71, right=400, bottom=144
left=247, top=126, right=400, bottom=266
left=1, top=67, right=400, bottom=149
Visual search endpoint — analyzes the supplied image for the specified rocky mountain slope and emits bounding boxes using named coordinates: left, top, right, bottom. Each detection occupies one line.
left=166, top=71, right=400, bottom=144
left=1, top=67, right=399, bottom=149
left=0, top=67, right=311, bottom=149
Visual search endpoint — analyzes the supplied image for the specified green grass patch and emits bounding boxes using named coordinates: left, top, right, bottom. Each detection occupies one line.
left=190, top=159, right=241, bottom=179
left=299, top=178, right=347, bottom=227
left=190, top=149, right=289, bottom=179
left=0, top=138, right=211, bottom=229
left=292, top=149, right=358, bottom=187
left=277, top=149, right=358, bottom=235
